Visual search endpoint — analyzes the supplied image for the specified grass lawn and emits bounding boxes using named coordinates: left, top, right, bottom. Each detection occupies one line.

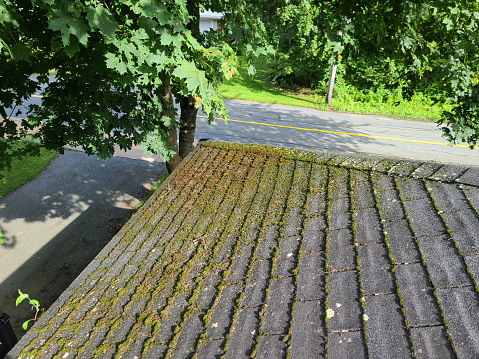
left=0, top=148, right=58, bottom=198
left=219, top=57, right=323, bottom=109
left=219, top=57, right=452, bottom=122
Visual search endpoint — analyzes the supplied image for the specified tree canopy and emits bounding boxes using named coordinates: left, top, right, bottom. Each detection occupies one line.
left=1, top=0, right=478, bottom=176
left=262, top=0, right=479, bottom=147
left=0, top=0, right=269, bottom=173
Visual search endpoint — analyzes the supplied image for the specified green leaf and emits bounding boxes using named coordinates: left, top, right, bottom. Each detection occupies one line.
left=105, top=52, right=120, bottom=69
left=11, top=43, right=30, bottom=61
left=48, top=10, right=89, bottom=47
left=86, top=5, right=118, bottom=39
left=442, top=18, right=454, bottom=31
left=64, top=39, right=80, bottom=57
left=160, top=29, right=183, bottom=48
left=48, top=9, right=75, bottom=46
left=69, top=18, right=89, bottom=46
left=22, top=319, right=33, bottom=330
left=172, top=61, right=206, bottom=93
left=16, top=290, right=28, bottom=306
left=116, top=61, right=127, bottom=75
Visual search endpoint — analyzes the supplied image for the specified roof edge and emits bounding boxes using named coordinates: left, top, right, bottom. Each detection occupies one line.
left=197, top=140, right=479, bottom=187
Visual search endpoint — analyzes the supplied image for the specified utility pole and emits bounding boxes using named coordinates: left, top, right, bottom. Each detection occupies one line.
left=325, top=51, right=340, bottom=106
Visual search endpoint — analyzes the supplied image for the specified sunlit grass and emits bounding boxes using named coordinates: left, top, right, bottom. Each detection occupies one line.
left=0, top=148, right=58, bottom=198
left=219, top=57, right=452, bottom=122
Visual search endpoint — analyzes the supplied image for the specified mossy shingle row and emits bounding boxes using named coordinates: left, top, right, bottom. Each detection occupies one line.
left=8, top=141, right=479, bottom=359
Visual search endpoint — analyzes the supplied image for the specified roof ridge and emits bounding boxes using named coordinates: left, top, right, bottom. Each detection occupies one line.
left=198, top=140, right=479, bottom=188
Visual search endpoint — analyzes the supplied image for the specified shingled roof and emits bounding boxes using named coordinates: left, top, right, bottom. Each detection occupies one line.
left=7, top=141, right=479, bottom=358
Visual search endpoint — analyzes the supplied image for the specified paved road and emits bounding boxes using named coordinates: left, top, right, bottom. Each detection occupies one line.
left=9, top=91, right=479, bottom=166
left=196, top=99, right=479, bottom=167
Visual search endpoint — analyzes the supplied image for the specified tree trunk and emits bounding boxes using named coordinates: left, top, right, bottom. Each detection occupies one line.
left=161, top=74, right=182, bottom=173
left=187, top=0, right=201, bottom=41
left=179, top=96, right=198, bottom=159
left=177, top=2, right=201, bottom=160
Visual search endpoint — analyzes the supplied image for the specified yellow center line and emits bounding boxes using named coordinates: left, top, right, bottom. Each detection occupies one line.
left=22, top=93, right=476, bottom=149
left=197, top=115, right=476, bottom=149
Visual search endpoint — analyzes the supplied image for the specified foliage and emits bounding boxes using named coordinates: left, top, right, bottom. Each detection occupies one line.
left=0, top=229, right=4, bottom=245
left=0, top=0, right=270, bottom=171
left=261, top=0, right=479, bottom=147
left=16, top=289, right=41, bottom=330
left=220, top=55, right=453, bottom=122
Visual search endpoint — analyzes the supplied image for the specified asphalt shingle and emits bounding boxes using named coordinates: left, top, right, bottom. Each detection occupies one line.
left=8, top=141, right=479, bottom=359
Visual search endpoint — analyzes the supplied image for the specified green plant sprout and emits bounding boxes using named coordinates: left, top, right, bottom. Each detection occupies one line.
left=16, top=289, right=41, bottom=330
left=0, top=229, right=4, bottom=245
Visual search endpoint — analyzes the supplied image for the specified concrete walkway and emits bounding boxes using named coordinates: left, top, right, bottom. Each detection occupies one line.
left=0, top=148, right=167, bottom=338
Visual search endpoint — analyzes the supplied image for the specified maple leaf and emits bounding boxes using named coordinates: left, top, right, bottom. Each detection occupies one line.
left=172, top=61, right=207, bottom=95
left=86, top=5, right=118, bottom=39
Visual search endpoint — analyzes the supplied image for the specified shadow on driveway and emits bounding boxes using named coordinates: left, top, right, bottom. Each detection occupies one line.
left=0, top=151, right=167, bottom=337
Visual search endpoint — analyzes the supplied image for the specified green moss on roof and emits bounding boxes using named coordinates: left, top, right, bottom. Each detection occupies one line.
left=9, top=140, right=479, bottom=359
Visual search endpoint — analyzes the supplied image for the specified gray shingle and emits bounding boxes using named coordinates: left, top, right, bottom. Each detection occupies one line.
left=403, top=198, right=447, bottom=237
left=328, top=198, right=351, bottom=230
left=373, top=158, right=401, bottom=173
left=376, top=189, right=406, bottom=221
left=410, top=326, right=455, bottom=359
left=326, top=300, right=363, bottom=332
left=170, top=313, right=205, bottom=359
left=464, top=187, right=479, bottom=213
left=429, top=164, right=468, bottom=182
left=383, top=219, right=421, bottom=264
left=289, top=300, right=326, bottom=358
left=223, top=308, right=260, bottom=358
left=436, top=286, right=479, bottom=358
left=357, top=243, right=396, bottom=295
left=327, top=331, right=367, bottom=359
left=394, top=263, right=442, bottom=327
left=9, top=142, right=479, bottom=359
left=261, top=277, right=295, bottom=335
left=327, top=229, right=357, bottom=271
left=464, top=254, right=479, bottom=285
left=442, top=209, right=479, bottom=255
left=255, top=335, right=288, bottom=359
left=411, top=162, right=443, bottom=179
left=328, top=167, right=349, bottom=199
left=296, top=251, right=326, bottom=300
left=396, top=177, right=430, bottom=200
left=206, top=285, right=242, bottom=339
left=427, top=181, right=471, bottom=211
left=350, top=170, right=376, bottom=210
left=353, top=208, right=384, bottom=244
left=226, top=245, right=254, bottom=283
left=302, top=216, right=327, bottom=252
left=273, top=236, right=301, bottom=277
left=304, top=164, right=328, bottom=218
left=327, top=271, right=360, bottom=304
left=456, top=167, right=479, bottom=186
left=196, top=340, right=224, bottom=359
left=363, top=294, right=413, bottom=359
left=241, top=260, right=271, bottom=308
left=371, top=172, right=396, bottom=192
left=417, top=234, right=473, bottom=288
left=389, top=160, right=421, bottom=177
